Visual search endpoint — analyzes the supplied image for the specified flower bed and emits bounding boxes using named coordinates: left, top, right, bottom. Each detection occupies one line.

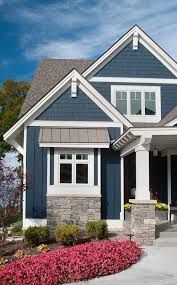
left=0, top=240, right=142, bottom=284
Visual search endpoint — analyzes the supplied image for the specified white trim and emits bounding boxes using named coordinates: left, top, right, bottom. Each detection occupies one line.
left=4, top=70, right=131, bottom=141
left=30, top=121, right=122, bottom=128
left=111, top=85, right=161, bottom=123
left=22, top=126, right=27, bottom=228
left=48, top=148, right=101, bottom=196
left=47, top=193, right=101, bottom=198
left=71, top=76, right=77, bottom=97
left=165, top=118, right=177, bottom=127
left=98, top=149, right=101, bottom=188
left=47, top=148, right=50, bottom=188
left=90, top=77, right=177, bottom=84
left=40, top=143, right=110, bottom=148
left=83, top=25, right=177, bottom=79
left=167, top=153, right=172, bottom=206
left=10, top=139, right=24, bottom=156
left=48, top=186, right=100, bottom=196
left=120, top=156, right=124, bottom=220
left=104, top=219, right=123, bottom=229
left=23, top=219, right=47, bottom=230
left=133, top=31, right=139, bottom=50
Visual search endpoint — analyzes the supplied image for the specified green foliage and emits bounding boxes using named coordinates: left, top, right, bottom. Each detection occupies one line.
left=11, top=221, right=23, bottom=235
left=124, top=203, right=132, bottom=211
left=86, top=221, right=108, bottom=240
left=0, top=79, right=30, bottom=158
left=55, top=224, right=80, bottom=246
left=24, top=226, right=50, bottom=246
left=155, top=202, right=168, bottom=211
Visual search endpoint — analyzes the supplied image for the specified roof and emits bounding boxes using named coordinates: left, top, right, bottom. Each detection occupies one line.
left=38, top=127, right=110, bottom=144
left=157, top=106, right=177, bottom=126
left=19, top=59, right=94, bottom=117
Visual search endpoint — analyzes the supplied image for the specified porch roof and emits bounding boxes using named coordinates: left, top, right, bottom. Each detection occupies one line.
left=38, top=127, right=110, bottom=148
left=112, top=127, right=177, bottom=154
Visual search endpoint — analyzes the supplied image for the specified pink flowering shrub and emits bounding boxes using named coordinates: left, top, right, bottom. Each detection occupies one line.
left=0, top=240, right=142, bottom=285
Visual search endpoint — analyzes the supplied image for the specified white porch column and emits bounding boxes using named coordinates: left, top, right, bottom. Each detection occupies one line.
left=135, top=144, right=150, bottom=200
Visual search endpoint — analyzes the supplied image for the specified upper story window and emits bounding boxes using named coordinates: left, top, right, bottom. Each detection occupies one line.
left=111, top=85, right=161, bottom=123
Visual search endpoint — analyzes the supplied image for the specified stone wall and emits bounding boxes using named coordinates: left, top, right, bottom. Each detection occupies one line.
left=129, top=199, right=156, bottom=246
left=47, top=195, right=101, bottom=227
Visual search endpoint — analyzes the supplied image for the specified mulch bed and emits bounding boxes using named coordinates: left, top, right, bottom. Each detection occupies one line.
left=0, top=240, right=62, bottom=264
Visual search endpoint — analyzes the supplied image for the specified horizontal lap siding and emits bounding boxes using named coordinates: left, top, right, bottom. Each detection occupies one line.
left=26, top=127, right=47, bottom=218
left=92, top=82, right=177, bottom=119
left=36, top=87, right=111, bottom=121
left=95, top=41, right=175, bottom=78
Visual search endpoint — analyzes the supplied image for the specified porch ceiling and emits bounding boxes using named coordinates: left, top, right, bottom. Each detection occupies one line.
left=151, top=135, right=177, bottom=151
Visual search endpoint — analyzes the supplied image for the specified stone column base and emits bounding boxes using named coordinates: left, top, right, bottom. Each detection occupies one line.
left=47, top=195, right=101, bottom=228
left=129, top=199, right=157, bottom=246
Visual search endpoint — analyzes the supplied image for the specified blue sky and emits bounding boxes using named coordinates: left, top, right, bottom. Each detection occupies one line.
left=1, top=0, right=177, bottom=84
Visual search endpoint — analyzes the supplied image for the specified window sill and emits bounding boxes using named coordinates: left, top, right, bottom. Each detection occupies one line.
left=125, top=115, right=161, bottom=123
left=47, top=185, right=101, bottom=196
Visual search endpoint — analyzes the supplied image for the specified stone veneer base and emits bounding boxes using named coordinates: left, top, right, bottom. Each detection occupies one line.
left=47, top=195, right=101, bottom=227
left=129, top=199, right=157, bottom=246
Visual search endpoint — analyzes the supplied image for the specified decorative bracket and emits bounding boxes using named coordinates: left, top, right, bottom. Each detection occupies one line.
left=71, top=76, right=77, bottom=97
left=133, top=31, right=139, bottom=50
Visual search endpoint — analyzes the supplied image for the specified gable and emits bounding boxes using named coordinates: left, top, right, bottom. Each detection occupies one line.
left=95, top=41, right=176, bottom=79
left=36, top=87, right=112, bottom=121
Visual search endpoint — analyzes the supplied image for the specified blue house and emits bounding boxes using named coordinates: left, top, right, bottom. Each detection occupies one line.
left=4, top=25, right=177, bottom=238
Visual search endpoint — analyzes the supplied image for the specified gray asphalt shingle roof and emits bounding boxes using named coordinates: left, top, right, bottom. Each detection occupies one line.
left=19, top=59, right=94, bottom=117
left=19, top=58, right=177, bottom=128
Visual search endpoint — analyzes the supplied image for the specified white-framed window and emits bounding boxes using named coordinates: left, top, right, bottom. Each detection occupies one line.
left=54, top=149, right=94, bottom=186
left=111, top=85, right=161, bottom=122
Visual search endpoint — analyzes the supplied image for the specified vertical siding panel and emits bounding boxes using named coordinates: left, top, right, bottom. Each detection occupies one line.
left=50, top=148, right=54, bottom=185
left=101, top=148, right=121, bottom=219
left=26, top=127, right=47, bottom=219
left=94, top=149, right=98, bottom=186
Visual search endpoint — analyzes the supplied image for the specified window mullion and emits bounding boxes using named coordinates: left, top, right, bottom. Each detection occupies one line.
left=142, top=92, right=145, bottom=115
left=127, top=91, right=130, bottom=115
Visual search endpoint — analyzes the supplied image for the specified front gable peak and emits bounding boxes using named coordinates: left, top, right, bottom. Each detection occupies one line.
left=83, top=25, right=177, bottom=79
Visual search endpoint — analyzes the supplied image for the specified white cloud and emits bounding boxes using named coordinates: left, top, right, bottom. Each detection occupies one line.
left=5, top=0, right=177, bottom=61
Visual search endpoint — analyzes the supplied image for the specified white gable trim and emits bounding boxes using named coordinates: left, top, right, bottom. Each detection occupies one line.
left=83, top=25, right=177, bottom=79
left=4, top=70, right=132, bottom=141
left=165, top=118, right=177, bottom=127
left=90, top=77, right=177, bottom=84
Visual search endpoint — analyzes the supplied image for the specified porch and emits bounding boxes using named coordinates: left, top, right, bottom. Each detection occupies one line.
left=113, top=127, right=177, bottom=244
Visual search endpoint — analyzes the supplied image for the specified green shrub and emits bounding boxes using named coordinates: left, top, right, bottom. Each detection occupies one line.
left=55, top=224, right=80, bottom=246
left=11, top=221, right=23, bottom=235
left=24, top=226, right=50, bottom=246
left=86, top=221, right=108, bottom=240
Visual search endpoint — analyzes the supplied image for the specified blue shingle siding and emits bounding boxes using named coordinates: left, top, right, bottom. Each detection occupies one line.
left=26, top=127, right=47, bottom=218
left=101, top=148, right=121, bottom=219
left=108, top=128, right=120, bottom=140
left=92, top=82, right=177, bottom=119
left=95, top=41, right=175, bottom=78
left=36, top=87, right=112, bottom=121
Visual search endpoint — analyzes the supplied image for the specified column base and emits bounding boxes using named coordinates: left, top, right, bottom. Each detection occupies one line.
left=129, top=199, right=157, bottom=246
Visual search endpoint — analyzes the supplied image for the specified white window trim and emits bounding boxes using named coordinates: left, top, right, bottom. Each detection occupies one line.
left=48, top=148, right=101, bottom=196
left=111, top=85, right=161, bottom=123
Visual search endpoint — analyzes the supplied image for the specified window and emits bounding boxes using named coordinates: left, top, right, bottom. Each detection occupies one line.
left=111, top=85, right=161, bottom=122
left=57, top=151, right=90, bottom=185
left=145, top=92, right=156, bottom=115
left=115, top=91, right=127, bottom=114
left=130, top=92, right=141, bottom=115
